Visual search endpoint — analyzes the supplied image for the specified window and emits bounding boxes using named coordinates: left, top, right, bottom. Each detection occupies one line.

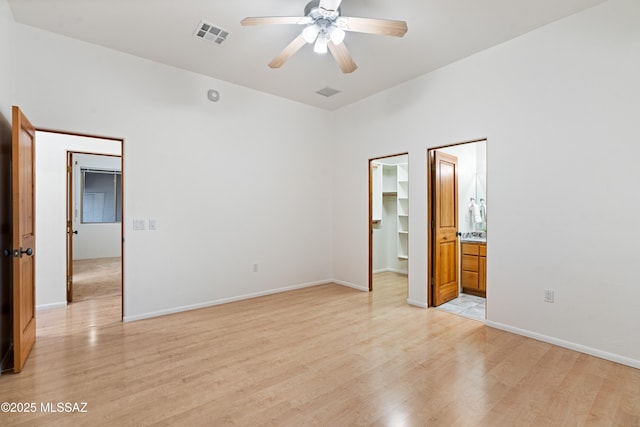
left=81, top=169, right=122, bottom=223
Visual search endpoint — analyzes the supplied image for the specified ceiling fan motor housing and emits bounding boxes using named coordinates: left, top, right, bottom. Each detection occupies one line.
left=304, top=0, right=340, bottom=18
left=302, top=0, right=345, bottom=48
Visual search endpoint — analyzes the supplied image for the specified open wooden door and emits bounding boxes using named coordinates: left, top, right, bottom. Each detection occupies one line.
left=66, top=152, right=74, bottom=302
left=430, top=151, right=459, bottom=306
left=11, top=106, right=36, bottom=373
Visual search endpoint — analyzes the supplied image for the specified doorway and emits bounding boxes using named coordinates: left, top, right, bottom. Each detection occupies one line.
left=428, top=140, right=487, bottom=321
left=67, top=152, right=122, bottom=304
left=369, top=153, right=408, bottom=296
left=35, top=131, right=123, bottom=320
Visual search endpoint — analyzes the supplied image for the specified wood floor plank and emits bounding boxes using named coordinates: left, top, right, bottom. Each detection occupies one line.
left=0, top=272, right=637, bottom=426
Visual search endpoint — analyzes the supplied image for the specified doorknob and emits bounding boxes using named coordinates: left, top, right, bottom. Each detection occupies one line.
left=20, top=247, right=33, bottom=257
left=2, top=249, right=10, bottom=257
left=73, top=230, right=78, bottom=235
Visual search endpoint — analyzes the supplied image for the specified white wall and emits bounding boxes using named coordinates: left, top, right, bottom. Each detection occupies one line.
left=72, top=153, right=122, bottom=260
left=15, top=24, right=334, bottom=320
left=35, top=132, right=121, bottom=308
left=0, top=0, right=14, bottom=118
left=333, top=0, right=640, bottom=366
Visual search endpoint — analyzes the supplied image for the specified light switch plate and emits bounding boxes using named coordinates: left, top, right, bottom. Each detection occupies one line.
left=544, top=289, right=554, bottom=303
left=148, top=219, right=157, bottom=231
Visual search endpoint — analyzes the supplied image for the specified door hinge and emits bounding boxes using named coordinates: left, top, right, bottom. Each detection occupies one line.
left=67, top=166, right=72, bottom=173
left=431, top=221, right=434, bottom=229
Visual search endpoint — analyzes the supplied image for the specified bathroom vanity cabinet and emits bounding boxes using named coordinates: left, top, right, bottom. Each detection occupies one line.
left=461, top=242, right=486, bottom=297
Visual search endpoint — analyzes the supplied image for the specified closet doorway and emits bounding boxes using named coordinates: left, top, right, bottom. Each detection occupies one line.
left=369, top=153, right=409, bottom=296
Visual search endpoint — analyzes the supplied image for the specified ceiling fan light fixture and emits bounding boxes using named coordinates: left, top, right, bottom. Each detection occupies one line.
left=329, top=26, right=345, bottom=45
left=313, top=36, right=328, bottom=54
left=302, top=24, right=320, bottom=43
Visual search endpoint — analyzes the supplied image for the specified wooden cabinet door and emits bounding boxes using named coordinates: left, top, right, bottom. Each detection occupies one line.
left=479, top=255, right=486, bottom=292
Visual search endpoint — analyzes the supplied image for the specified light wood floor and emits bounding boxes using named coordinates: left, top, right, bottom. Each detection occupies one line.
left=72, top=257, right=121, bottom=302
left=0, top=272, right=638, bottom=426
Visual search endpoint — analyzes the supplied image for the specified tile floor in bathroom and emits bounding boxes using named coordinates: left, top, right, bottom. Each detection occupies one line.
left=435, top=293, right=486, bottom=321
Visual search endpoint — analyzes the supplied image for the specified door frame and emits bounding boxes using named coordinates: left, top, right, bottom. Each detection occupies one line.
left=37, top=128, right=125, bottom=320
left=368, top=152, right=408, bottom=292
left=427, top=138, right=487, bottom=307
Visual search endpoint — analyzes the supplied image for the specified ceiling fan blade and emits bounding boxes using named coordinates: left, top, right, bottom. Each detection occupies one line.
left=241, top=16, right=312, bottom=26
left=319, top=0, right=343, bottom=13
left=328, top=42, right=357, bottom=74
left=268, top=34, right=307, bottom=69
left=337, top=17, right=408, bottom=37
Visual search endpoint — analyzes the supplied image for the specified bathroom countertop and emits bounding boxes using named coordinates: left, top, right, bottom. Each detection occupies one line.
left=460, top=238, right=486, bottom=244
left=460, top=232, right=486, bottom=244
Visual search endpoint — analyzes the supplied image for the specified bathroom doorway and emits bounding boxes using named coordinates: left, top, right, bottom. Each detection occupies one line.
left=369, top=153, right=408, bottom=296
left=428, top=140, right=487, bottom=321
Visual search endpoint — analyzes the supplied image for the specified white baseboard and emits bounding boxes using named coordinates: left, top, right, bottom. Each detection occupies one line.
left=373, top=268, right=408, bottom=275
left=485, top=320, right=640, bottom=369
left=407, top=299, right=427, bottom=308
left=36, top=302, right=67, bottom=311
left=333, top=280, right=368, bottom=292
left=123, top=279, right=331, bottom=323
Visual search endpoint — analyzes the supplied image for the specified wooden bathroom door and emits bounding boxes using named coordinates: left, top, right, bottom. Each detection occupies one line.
left=431, top=151, right=459, bottom=306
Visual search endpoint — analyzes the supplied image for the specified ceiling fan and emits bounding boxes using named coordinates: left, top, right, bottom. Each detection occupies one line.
left=241, top=0, right=408, bottom=74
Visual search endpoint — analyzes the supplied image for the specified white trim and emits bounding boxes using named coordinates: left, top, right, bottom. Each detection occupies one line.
left=333, top=280, right=368, bottom=292
left=36, top=302, right=67, bottom=311
left=407, top=299, right=427, bottom=308
left=485, top=320, right=640, bottom=370
left=123, top=280, right=331, bottom=322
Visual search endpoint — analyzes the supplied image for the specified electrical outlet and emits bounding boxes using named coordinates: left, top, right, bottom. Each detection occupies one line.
left=133, top=219, right=145, bottom=230
left=252, top=264, right=258, bottom=273
left=544, top=289, right=555, bottom=303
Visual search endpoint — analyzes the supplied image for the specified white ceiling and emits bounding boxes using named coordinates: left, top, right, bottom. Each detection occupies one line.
left=8, top=0, right=606, bottom=111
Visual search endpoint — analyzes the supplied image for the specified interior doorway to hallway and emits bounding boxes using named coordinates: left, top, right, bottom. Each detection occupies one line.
left=369, top=153, right=409, bottom=296
left=35, top=131, right=123, bottom=320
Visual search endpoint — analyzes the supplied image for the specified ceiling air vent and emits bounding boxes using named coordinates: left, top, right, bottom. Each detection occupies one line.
left=316, top=87, right=341, bottom=98
left=194, top=20, right=229, bottom=45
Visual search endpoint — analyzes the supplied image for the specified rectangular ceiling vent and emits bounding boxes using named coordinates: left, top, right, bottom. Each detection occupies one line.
left=194, top=20, right=229, bottom=45
left=316, top=87, right=341, bottom=98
